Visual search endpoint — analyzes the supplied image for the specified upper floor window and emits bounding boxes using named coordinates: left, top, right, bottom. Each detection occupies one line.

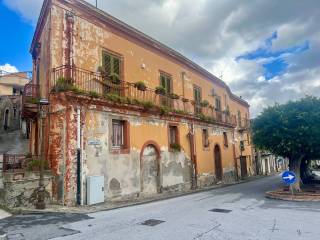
left=13, top=88, right=17, bottom=95
left=102, top=51, right=122, bottom=80
left=13, top=108, right=17, bottom=119
left=238, top=110, right=242, bottom=126
left=193, top=85, right=202, bottom=114
left=215, top=97, right=221, bottom=111
left=202, top=129, right=210, bottom=148
left=160, top=72, right=172, bottom=94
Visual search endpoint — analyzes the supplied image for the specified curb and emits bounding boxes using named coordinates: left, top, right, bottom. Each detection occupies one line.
left=266, top=191, right=320, bottom=202
left=13, top=175, right=269, bottom=215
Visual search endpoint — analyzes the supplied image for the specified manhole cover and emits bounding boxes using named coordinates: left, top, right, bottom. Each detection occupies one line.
left=140, top=219, right=165, bottom=226
left=209, top=208, right=232, bottom=213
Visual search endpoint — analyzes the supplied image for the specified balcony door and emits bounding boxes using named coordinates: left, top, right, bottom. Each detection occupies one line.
left=160, top=73, right=172, bottom=107
left=193, top=85, right=202, bottom=114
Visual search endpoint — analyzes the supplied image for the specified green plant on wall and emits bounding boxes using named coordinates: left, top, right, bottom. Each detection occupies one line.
left=27, top=159, right=49, bottom=172
left=170, top=143, right=181, bottom=152
left=88, top=91, right=100, bottom=98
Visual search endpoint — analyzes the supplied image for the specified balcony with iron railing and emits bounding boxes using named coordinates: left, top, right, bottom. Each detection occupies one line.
left=49, top=65, right=237, bottom=126
left=21, top=83, right=40, bottom=119
left=238, top=118, right=251, bottom=131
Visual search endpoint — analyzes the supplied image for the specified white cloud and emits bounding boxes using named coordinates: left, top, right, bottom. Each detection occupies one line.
left=4, top=0, right=320, bottom=116
left=0, top=64, right=19, bottom=75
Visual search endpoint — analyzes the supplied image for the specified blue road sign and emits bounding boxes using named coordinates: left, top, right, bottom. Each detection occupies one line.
left=282, top=171, right=296, bottom=184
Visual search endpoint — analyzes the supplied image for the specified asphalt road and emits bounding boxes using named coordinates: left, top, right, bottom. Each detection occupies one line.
left=2, top=175, right=320, bottom=240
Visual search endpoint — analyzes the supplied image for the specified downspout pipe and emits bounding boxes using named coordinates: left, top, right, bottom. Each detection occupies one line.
left=76, top=107, right=82, bottom=205
left=188, top=123, right=197, bottom=189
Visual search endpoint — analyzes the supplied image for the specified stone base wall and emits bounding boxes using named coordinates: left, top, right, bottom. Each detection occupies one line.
left=0, top=172, right=52, bottom=208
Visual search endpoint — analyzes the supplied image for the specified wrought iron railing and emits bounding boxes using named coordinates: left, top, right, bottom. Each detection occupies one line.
left=51, top=65, right=237, bottom=126
left=238, top=118, right=250, bottom=130
left=3, top=154, right=27, bottom=172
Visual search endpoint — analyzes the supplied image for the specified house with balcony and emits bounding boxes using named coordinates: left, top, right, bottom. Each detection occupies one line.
left=23, top=0, right=253, bottom=206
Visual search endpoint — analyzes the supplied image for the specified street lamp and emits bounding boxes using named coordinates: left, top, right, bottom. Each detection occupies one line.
left=35, top=98, right=49, bottom=210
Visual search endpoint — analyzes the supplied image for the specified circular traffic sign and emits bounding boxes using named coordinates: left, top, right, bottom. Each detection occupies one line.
left=282, top=171, right=296, bottom=184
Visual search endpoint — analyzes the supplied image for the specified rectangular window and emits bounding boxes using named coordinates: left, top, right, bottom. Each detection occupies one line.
left=160, top=73, right=172, bottom=94
left=238, top=110, right=242, bottom=126
left=169, top=125, right=178, bottom=145
left=111, top=119, right=130, bottom=154
left=202, top=129, right=209, bottom=148
left=193, top=85, right=202, bottom=114
left=112, top=120, right=124, bottom=148
left=223, top=132, right=228, bottom=147
left=102, top=51, right=121, bottom=79
left=160, top=72, right=172, bottom=107
left=13, top=108, right=17, bottom=119
left=215, top=97, right=221, bottom=111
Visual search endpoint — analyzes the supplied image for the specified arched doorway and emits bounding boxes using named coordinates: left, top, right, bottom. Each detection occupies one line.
left=4, top=109, right=9, bottom=130
left=140, top=141, right=161, bottom=194
left=214, top=144, right=223, bottom=181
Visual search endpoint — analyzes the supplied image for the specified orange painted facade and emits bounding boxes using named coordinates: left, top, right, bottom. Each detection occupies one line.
left=25, top=0, right=254, bottom=205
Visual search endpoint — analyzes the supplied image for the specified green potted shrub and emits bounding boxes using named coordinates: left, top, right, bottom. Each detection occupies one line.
left=170, top=143, right=181, bottom=152
left=155, top=86, right=166, bottom=95
left=134, top=81, right=147, bottom=91
left=89, top=91, right=99, bottom=98
left=110, top=73, right=121, bottom=84
left=169, top=93, right=180, bottom=100
left=201, top=100, right=209, bottom=107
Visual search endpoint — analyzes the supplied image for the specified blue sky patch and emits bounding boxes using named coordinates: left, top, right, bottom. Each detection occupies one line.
left=236, top=31, right=309, bottom=80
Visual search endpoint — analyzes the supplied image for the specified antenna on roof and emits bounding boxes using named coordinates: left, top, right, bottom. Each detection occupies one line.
left=95, top=0, right=98, bottom=8
left=219, top=71, right=223, bottom=80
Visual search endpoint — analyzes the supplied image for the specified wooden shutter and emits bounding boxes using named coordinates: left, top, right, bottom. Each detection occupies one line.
left=102, top=52, right=121, bottom=78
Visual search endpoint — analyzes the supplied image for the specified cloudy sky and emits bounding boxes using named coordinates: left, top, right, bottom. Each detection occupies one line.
left=0, top=0, right=319, bottom=116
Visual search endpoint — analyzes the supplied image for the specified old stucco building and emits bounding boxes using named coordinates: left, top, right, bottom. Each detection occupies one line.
left=23, top=0, right=253, bottom=205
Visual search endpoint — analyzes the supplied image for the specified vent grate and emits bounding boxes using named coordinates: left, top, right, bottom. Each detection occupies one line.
left=209, top=208, right=232, bottom=213
left=140, top=219, right=165, bottom=226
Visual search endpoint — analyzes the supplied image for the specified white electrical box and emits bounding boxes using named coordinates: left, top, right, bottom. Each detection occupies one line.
left=87, top=176, right=105, bottom=205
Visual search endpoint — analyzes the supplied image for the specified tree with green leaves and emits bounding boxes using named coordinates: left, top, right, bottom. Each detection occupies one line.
left=252, top=96, right=320, bottom=192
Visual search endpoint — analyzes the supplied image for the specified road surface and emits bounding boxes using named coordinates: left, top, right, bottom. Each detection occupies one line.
left=2, top=175, right=320, bottom=240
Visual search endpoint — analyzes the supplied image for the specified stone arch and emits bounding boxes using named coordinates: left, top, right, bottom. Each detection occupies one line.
left=140, top=141, right=161, bottom=194
left=214, top=144, right=223, bottom=181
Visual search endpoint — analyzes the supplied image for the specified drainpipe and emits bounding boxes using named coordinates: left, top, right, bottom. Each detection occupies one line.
left=188, top=123, right=197, bottom=189
left=232, top=130, right=239, bottom=181
left=76, top=107, right=81, bottom=205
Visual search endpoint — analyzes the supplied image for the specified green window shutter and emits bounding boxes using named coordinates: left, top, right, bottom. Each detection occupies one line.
left=102, top=52, right=121, bottom=78
left=102, top=53, right=112, bottom=76
left=160, top=74, right=171, bottom=93
left=112, top=57, right=120, bottom=77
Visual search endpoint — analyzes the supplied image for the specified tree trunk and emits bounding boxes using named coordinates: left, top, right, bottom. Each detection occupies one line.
left=289, top=156, right=303, bottom=192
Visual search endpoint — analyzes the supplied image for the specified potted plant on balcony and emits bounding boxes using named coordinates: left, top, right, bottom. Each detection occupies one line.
left=169, top=93, right=180, bottom=100
left=200, top=100, right=209, bottom=107
left=155, top=86, right=166, bottom=95
left=110, top=73, right=121, bottom=84
left=182, top=97, right=189, bottom=103
left=134, top=81, right=147, bottom=91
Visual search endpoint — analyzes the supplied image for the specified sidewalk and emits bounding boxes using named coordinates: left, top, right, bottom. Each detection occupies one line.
left=13, top=175, right=267, bottom=215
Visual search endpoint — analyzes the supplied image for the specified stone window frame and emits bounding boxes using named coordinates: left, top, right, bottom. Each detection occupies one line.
left=109, top=116, right=130, bottom=154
